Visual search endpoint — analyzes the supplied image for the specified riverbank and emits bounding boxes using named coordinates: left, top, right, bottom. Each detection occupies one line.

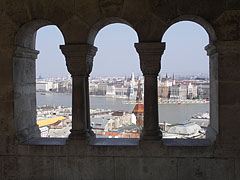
left=39, top=92, right=209, bottom=105
left=37, top=92, right=209, bottom=124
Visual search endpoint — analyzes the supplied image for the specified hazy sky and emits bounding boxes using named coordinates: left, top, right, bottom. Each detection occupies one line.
left=36, top=21, right=209, bottom=78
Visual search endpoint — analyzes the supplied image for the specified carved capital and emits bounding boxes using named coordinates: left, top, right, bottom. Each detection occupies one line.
left=205, top=43, right=217, bottom=56
left=60, top=44, right=97, bottom=76
left=135, top=42, right=165, bottom=75
left=14, top=46, right=39, bottom=60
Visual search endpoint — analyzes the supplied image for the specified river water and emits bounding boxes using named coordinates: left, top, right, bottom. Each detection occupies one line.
left=37, top=93, right=209, bottom=124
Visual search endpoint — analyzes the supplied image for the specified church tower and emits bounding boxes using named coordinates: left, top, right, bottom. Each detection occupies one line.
left=132, top=80, right=144, bottom=130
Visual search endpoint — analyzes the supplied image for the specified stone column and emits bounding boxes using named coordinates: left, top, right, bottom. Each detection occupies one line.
left=135, top=42, right=165, bottom=140
left=60, top=44, right=97, bottom=140
left=13, top=46, right=41, bottom=142
left=208, top=40, right=240, bottom=146
left=205, top=43, right=218, bottom=143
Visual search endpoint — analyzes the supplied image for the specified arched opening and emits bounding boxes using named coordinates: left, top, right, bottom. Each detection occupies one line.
left=159, top=20, right=215, bottom=140
left=35, top=26, right=71, bottom=138
left=13, top=21, right=67, bottom=142
left=89, top=23, right=142, bottom=138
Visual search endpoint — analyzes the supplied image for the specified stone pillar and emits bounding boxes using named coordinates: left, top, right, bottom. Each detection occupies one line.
left=135, top=42, right=165, bottom=140
left=60, top=44, right=97, bottom=140
left=205, top=43, right=218, bottom=142
left=209, top=40, right=240, bottom=146
left=13, top=46, right=41, bottom=142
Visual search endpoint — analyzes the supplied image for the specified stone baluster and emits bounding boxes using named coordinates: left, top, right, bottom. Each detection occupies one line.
left=60, top=44, right=97, bottom=140
left=205, top=43, right=218, bottom=143
left=135, top=42, right=165, bottom=140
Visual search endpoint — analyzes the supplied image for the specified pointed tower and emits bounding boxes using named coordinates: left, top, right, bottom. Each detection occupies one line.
left=132, top=80, right=144, bottom=130
left=131, top=72, right=135, bottom=82
left=173, top=73, right=176, bottom=85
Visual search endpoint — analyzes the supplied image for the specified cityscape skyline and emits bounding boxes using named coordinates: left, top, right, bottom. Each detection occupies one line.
left=37, top=72, right=209, bottom=80
left=36, top=22, right=209, bottom=78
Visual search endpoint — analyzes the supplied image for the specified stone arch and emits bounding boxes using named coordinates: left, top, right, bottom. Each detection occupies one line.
left=13, top=20, right=66, bottom=142
left=87, top=17, right=139, bottom=45
left=15, top=20, right=51, bottom=49
left=161, top=16, right=218, bottom=142
left=162, top=15, right=217, bottom=42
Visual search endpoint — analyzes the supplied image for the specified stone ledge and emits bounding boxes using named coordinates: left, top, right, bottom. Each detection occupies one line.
left=89, top=138, right=139, bottom=146
left=12, top=138, right=240, bottom=158
left=23, top=137, right=67, bottom=146
left=163, top=139, right=212, bottom=147
left=22, top=137, right=212, bottom=147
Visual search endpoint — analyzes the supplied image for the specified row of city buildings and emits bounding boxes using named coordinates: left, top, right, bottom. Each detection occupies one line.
left=37, top=105, right=141, bottom=138
left=158, top=74, right=209, bottom=100
left=36, top=76, right=209, bottom=139
left=36, top=73, right=209, bottom=100
left=36, top=75, right=72, bottom=93
left=37, top=104, right=209, bottom=139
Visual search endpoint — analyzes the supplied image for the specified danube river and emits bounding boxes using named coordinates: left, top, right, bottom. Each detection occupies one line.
left=37, top=93, right=209, bottom=124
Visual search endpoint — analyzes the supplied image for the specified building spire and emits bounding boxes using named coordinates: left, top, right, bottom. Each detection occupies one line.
left=133, top=79, right=144, bottom=130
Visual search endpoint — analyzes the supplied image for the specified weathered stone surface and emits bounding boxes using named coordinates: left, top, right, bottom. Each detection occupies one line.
left=115, top=157, right=177, bottom=180
left=75, top=0, right=103, bottom=27
left=54, top=157, right=115, bottom=180
left=226, top=0, right=240, bottom=10
left=214, top=11, right=240, bottom=41
left=218, top=105, right=240, bottom=144
left=178, top=158, right=208, bottom=180
left=236, top=158, right=240, bottom=179
left=99, top=0, right=124, bottom=17
left=219, top=82, right=240, bottom=105
left=0, top=53, right=14, bottom=85
left=48, top=0, right=75, bottom=27
left=17, top=156, right=54, bottom=180
left=207, top=159, right=235, bottom=180
left=3, top=0, right=30, bottom=27
left=0, top=85, right=13, bottom=102
left=149, top=0, right=225, bottom=26
left=0, top=136, right=16, bottom=155
left=178, top=158, right=235, bottom=180
left=216, top=41, right=240, bottom=81
left=26, top=0, right=74, bottom=27
left=2, top=156, right=18, bottom=180
left=0, top=102, right=14, bottom=135
left=0, top=14, right=18, bottom=47
left=60, top=15, right=90, bottom=44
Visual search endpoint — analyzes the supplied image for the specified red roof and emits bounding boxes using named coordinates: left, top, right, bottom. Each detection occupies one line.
left=132, top=103, right=144, bottom=113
